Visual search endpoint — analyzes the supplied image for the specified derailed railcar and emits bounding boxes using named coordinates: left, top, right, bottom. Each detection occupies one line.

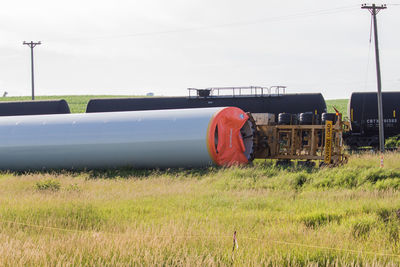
left=0, top=107, right=254, bottom=170
left=0, top=100, right=70, bottom=116
left=345, top=92, right=400, bottom=148
left=86, top=89, right=326, bottom=116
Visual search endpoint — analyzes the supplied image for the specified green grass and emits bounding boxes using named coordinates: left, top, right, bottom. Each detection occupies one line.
left=0, top=153, right=400, bottom=265
left=326, top=99, right=348, bottom=118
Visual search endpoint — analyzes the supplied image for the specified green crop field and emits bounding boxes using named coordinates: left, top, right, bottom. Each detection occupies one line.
left=0, top=95, right=399, bottom=265
left=326, top=99, right=348, bottom=117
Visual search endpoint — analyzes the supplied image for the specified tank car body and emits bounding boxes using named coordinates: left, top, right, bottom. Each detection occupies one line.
left=0, top=100, right=70, bottom=116
left=345, top=92, right=400, bottom=148
left=86, top=93, right=326, bottom=116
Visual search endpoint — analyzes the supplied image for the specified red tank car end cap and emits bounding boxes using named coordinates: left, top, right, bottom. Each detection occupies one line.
left=207, top=107, right=250, bottom=166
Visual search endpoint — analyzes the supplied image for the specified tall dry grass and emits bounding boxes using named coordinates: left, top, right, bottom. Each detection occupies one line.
left=0, top=153, right=399, bottom=265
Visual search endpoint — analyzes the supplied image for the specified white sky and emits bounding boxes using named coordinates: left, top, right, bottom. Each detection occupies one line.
left=0, top=0, right=399, bottom=99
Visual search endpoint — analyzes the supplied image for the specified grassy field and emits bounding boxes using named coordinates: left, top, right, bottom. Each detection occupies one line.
left=1, top=153, right=400, bottom=266
left=325, top=99, right=348, bottom=118
left=1, top=95, right=399, bottom=265
left=0, top=95, right=349, bottom=116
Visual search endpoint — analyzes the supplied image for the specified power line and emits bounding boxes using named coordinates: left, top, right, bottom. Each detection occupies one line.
left=361, top=4, right=387, bottom=155
left=23, top=41, right=41, bottom=100
left=364, top=16, right=374, bottom=91
left=47, top=5, right=359, bottom=42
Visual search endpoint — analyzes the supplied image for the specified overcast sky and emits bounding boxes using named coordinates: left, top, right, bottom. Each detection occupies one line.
left=0, top=0, right=399, bottom=99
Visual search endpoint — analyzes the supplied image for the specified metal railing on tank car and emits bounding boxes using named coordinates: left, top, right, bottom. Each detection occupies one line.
left=187, top=86, right=286, bottom=98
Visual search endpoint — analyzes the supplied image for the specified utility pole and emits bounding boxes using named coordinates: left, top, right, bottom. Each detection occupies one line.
left=362, top=4, right=386, bottom=154
left=23, top=41, right=41, bottom=100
